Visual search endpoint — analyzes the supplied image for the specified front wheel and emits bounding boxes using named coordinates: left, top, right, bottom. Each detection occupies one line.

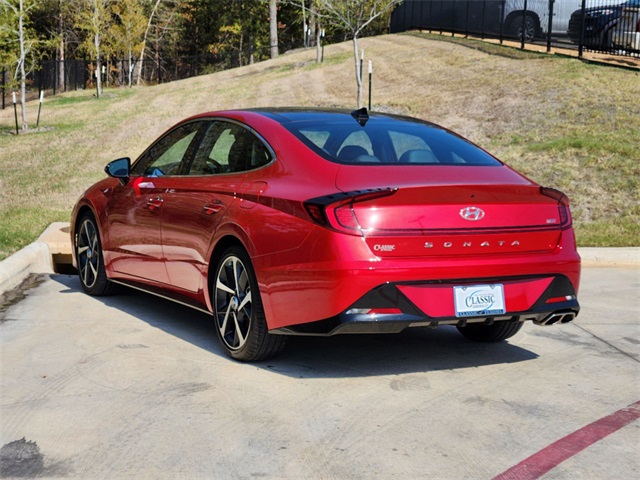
left=75, top=213, right=114, bottom=296
left=456, top=321, right=523, bottom=342
left=212, top=247, right=286, bottom=362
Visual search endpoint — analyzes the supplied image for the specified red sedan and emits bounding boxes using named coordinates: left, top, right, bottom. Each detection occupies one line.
left=71, top=108, right=581, bottom=361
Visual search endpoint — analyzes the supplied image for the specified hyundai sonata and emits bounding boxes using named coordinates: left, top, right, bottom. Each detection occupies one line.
left=71, top=108, right=581, bottom=361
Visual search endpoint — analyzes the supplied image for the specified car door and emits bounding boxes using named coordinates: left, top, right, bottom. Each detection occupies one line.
left=161, top=120, right=263, bottom=293
left=105, top=121, right=204, bottom=285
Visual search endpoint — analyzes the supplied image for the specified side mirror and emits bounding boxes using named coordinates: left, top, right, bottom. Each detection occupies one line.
left=105, top=157, right=131, bottom=186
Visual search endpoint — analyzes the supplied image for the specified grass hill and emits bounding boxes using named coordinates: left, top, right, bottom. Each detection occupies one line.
left=0, top=33, right=638, bottom=260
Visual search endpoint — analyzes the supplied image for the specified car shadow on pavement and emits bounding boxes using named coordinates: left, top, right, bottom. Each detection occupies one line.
left=53, top=274, right=539, bottom=378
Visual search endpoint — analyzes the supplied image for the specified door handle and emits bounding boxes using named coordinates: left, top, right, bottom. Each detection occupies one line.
left=203, top=200, right=224, bottom=215
left=147, top=196, right=163, bottom=211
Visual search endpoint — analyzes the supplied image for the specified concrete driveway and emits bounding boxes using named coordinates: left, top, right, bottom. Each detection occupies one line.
left=1, top=267, right=638, bottom=479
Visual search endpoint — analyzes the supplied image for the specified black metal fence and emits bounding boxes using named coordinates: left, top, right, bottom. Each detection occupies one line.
left=390, top=0, right=640, bottom=58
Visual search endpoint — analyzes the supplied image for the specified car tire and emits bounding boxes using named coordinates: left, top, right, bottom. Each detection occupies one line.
left=76, top=212, right=114, bottom=296
left=456, top=321, right=523, bottom=342
left=508, top=14, right=538, bottom=42
left=212, top=247, right=286, bottom=362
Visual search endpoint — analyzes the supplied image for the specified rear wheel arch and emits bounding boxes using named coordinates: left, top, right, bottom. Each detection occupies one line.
left=208, top=241, right=286, bottom=361
left=74, top=205, right=98, bottom=254
left=206, top=235, right=249, bottom=309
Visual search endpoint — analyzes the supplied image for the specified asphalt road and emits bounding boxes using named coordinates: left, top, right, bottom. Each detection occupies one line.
left=1, top=267, right=638, bottom=479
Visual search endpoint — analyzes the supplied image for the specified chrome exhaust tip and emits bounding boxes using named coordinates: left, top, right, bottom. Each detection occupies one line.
left=534, top=312, right=576, bottom=326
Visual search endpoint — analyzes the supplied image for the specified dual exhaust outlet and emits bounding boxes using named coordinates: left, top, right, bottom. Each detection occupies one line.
left=534, top=312, right=576, bottom=326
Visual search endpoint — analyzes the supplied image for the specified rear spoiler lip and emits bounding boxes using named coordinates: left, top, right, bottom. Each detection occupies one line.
left=304, top=187, right=397, bottom=207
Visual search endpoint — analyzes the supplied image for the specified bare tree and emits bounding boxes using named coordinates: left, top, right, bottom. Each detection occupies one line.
left=112, top=0, right=146, bottom=87
left=136, top=0, right=162, bottom=85
left=285, top=0, right=399, bottom=108
left=74, top=0, right=112, bottom=97
left=1, top=0, right=38, bottom=130
left=316, top=0, right=400, bottom=108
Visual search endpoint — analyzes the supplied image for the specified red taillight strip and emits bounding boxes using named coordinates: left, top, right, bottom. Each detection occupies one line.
left=540, top=186, right=572, bottom=229
left=304, top=188, right=397, bottom=236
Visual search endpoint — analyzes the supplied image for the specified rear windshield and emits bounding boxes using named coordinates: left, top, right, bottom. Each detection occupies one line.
left=283, top=119, right=501, bottom=166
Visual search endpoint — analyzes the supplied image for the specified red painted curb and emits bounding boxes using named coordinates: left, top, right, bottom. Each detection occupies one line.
left=493, top=400, right=640, bottom=480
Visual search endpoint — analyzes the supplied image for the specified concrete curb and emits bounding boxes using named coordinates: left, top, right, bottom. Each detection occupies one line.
left=0, top=241, right=53, bottom=295
left=0, top=222, right=69, bottom=296
left=0, top=222, right=638, bottom=297
left=579, top=247, right=640, bottom=268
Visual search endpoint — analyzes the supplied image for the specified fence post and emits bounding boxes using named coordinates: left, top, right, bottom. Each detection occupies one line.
left=1, top=67, right=5, bottom=110
left=464, top=0, right=470, bottom=38
left=481, top=1, right=487, bottom=39
left=578, top=0, right=587, bottom=58
left=500, top=0, right=506, bottom=44
left=521, top=0, right=528, bottom=49
left=546, top=0, right=554, bottom=52
left=429, top=0, right=433, bottom=33
left=53, top=59, right=57, bottom=96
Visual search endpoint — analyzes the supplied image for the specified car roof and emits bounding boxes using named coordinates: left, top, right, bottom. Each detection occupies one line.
left=243, top=107, right=437, bottom=127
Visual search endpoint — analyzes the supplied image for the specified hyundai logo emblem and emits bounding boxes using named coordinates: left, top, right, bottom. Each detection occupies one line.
left=460, top=206, right=485, bottom=221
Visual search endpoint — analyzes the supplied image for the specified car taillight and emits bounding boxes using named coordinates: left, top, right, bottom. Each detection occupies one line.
left=304, top=188, right=397, bottom=236
left=540, top=186, right=572, bottom=228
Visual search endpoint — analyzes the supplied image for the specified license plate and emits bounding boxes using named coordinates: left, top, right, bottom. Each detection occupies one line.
left=454, top=284, right=505, bottom=317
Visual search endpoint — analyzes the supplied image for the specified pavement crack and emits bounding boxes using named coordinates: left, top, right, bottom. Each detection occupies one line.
left=572, top=323, right=640, bottom=363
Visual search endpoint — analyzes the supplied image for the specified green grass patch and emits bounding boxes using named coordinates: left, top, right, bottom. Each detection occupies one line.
left=521, top=130, right=638, bottom=158
left=0, top=208, right=70, bottom=261
left=575, top=218, right=640, bottom=247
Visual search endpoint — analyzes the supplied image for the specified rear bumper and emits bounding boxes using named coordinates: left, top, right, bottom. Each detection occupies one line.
left=271, top=274, right=579, bottom=336
left=258, top=224, right=580, bottom=331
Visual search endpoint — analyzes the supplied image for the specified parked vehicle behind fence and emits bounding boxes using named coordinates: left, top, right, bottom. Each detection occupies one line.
left=503, top=0, right=584, bottom=39
left=568, top=0, right=639, bottom=48
left=390, top=0, right=639, bottom=57
left=612, top=2, right=640, bottom=50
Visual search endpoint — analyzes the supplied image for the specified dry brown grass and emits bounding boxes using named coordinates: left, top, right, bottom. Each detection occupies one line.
left=0, top=33, right=638, bottom=258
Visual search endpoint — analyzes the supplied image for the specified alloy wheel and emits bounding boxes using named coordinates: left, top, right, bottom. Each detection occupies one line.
left=77, top=218, right=100, bottom=289
left=214, top=255, right=252, bottom=351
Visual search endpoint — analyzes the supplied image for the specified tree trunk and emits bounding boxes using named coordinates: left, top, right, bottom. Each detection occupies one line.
left=309, top=7, right=316, bottom=47
left=301, top=1, right=306, bottom=47
left=269, top=0, right=278, bottom=59
left=249, top=33, right=254, bottom=65
left=155, top=24, right=161, bottom=83
left=58, top=12, right=65, bottom=92
left=352, top=36, right=362, bottom=109
left=128, top=48, right=133, bottom=87
left=316, top=26, right=321, bottom=63
left=95, top=32, right=102, bottom=97
left=18, top=0, right=28, bottom=130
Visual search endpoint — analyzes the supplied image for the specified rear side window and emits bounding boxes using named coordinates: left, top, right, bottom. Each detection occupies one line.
left=188, top=121, right=272, bottom=175
left=286, top=119, right=501, bottom=166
